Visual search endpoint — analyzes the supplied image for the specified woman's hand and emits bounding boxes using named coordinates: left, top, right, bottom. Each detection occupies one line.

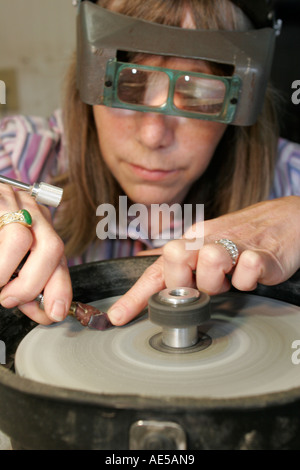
left=0, top=183, right=72, bottom=324
left=107, top=196, right=300, bottom=325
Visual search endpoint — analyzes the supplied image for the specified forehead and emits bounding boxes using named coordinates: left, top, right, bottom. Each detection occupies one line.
left=128, top=53, right=214, bottom=74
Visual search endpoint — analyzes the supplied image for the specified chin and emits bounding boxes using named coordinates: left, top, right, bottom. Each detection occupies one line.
left=124, top=184, right=185, bottom=207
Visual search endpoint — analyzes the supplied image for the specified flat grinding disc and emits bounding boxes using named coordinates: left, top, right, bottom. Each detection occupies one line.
left=15, top=293, right=300, bottom=399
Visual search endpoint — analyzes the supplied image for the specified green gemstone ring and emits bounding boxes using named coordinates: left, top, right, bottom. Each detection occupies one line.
left=0, top=209, right=33, bottom=229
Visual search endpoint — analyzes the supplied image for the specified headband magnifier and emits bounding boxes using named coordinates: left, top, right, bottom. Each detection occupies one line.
left=77, top=1, right=277, bottom=126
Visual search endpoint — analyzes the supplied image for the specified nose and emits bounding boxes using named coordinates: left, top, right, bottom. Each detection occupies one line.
left=137, top=112, right=175, bottom=150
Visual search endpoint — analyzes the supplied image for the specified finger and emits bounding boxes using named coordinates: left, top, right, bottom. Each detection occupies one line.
left=0, top=183, right=19, bottom=212
left=42, top=256, right=73, bottom=322
left=17, top=256, right=72, bottom=324
left=0, top=233, right=65, bottom=308
left=195, top=242, right=234, bottom=294
left=162, top=239, right=198, bottom=287
left=107, top=256, right=165, bottom=325
left=0, top=224, right=33, bottom=286
left=231, top=249, right=284, bottom=291
left=0, top=187, right=34, bottom=286
left=18, top=301, right=54, bottom=325
left=0, top=206, right=65, bottom=307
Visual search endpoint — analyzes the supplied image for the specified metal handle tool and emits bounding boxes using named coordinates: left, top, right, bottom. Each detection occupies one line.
left=0, top=175, right=63, bottom=207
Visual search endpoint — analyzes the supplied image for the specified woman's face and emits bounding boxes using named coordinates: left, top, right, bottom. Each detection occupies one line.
left=93, top=55, right=227, bottom=206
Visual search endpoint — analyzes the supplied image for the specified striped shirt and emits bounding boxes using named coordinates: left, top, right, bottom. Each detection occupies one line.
left=1, top=111, right=300, bottom=265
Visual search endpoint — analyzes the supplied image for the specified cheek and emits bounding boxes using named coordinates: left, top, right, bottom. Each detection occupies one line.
left=182, top=119, right=226, bottom=149
left=180, top=121, right=227, bottom=171
left=92, top=107, right=138, bottom=182
left=93, top=106, right=135, bottom=145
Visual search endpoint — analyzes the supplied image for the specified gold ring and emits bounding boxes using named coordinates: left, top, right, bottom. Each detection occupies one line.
left=0, top=210, right=32, bottom=229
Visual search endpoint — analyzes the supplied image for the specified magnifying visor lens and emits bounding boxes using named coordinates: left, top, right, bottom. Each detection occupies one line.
left=174, top=75, right=226, bottom=115
left=117, top=67, right=170, bottom=107
left=104, top=61, right=240, bottom=123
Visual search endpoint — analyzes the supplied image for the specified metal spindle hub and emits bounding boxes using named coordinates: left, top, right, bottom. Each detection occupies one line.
left=158, top=287, right=200, bottom=305
left=148, top=287, right=211, bottom=353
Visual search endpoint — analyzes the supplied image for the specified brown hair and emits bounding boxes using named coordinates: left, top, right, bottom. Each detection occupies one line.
left=55, top=0, right=279, bottom=257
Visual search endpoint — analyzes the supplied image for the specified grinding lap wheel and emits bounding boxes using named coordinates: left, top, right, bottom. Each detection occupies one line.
left=1, top=257, right=300, bottom=450
left=15, top=292, right=300, bottom=400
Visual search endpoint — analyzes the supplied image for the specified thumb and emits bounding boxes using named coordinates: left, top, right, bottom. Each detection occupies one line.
left=107, top=256, right=165, bottom=325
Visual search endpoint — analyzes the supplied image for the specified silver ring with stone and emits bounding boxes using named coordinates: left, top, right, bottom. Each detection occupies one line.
left=215, top=238, right=239, bottom=266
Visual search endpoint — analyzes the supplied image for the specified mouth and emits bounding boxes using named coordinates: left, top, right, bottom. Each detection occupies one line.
left=127, top=163, right=179, bottom=182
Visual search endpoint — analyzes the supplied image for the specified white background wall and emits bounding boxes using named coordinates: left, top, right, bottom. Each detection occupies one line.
left=0, top=0, right=76, bottom=118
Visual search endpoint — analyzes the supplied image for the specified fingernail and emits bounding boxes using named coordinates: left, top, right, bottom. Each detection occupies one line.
left=0, top=296, right=20, bottom=308
left=50, top=300, right=66, bottom=322
left=107, top=307, right=124, bottom=325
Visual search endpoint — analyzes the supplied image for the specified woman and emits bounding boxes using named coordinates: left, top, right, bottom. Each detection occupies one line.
left=0, top=0, right=299, bottom=326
